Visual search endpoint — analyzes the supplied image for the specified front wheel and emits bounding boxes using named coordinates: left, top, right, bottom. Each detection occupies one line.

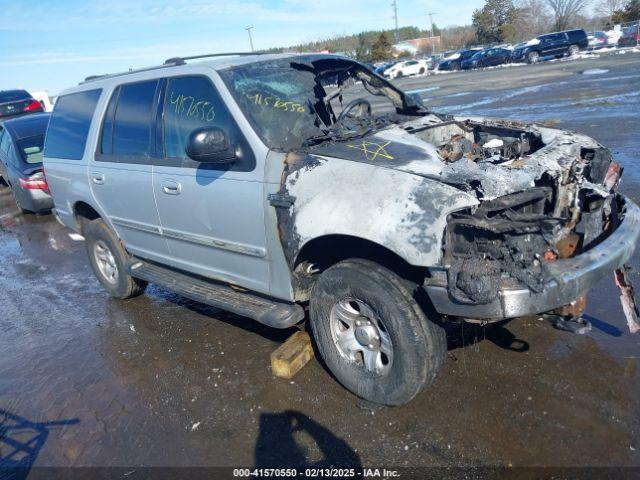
left=527, top=51, right=540, bottom=64
left=84, top=219, right=148, bottom=299
left=309, top=259, right=446, bottom=405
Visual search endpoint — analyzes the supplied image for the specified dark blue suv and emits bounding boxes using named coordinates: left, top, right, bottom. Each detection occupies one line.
left=512, top=29, right=588, bottom=64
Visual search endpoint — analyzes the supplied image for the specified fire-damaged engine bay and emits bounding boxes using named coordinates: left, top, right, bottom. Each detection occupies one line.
left=410, top=118, right=627, bottom=310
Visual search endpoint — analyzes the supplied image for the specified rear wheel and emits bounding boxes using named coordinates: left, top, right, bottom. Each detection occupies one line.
left=84, top=218, right=147, bottom=299
left=451, top=61, right=460, bottom=71
left=568, top=44, right=579, bottom=56
left=419, top=67, right=425, bottom=74
left=309, top=259, right=446, bottom=405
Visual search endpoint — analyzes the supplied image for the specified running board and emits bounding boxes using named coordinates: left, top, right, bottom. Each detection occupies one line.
left=126, top=260, right=305, bottom=329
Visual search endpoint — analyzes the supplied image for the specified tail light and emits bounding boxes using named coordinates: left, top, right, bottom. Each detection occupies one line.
left=23, top=100, right=43, bottom=112
left=19, top=171, right=49, bottom=191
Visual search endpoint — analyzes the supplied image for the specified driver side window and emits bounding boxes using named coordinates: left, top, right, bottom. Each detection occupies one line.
left=162, top=76, right=231, bottom=159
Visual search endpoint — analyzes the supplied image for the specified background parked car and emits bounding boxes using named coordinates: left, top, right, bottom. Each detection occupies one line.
left=0, top=90, right=44, bottom=120
left=438, top=49, right=482, bottom=71
left=588, top=31, right=610, bottom=48
left=0, top=113, right=52, bottom=214
left=383, top=59, right=428, bottom=78
left=461, top=47, right=512, bottom=69
left=618, top=24, right=640, bottom=47
left=511, top=29, right=588, bottom=63
left=424, top=53, right=445, bottom=70
left=375, top=61, right=398, bottom=75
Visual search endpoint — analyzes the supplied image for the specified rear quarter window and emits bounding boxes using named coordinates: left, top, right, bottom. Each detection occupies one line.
left=45, top=89, right=102, bottom=160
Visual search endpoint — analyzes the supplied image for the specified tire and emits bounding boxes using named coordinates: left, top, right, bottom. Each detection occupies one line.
left=396, top=71, right=403, bottom=78
left=451, top=61, right=460, bottom=71
left=309, top=259, right=446, bottom=405
left=84, top=218, right=147, bottom=299
left=419, top=67, right=425, bottom=74
left=527, top=51, right=539, bottom=64
left=568, top=44, right=579, bottom=56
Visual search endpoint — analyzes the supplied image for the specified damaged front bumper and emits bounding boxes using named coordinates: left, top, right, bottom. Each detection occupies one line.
left=424, top=196, right=640, bottom=320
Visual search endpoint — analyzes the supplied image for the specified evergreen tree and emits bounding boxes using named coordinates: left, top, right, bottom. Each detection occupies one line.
left=622, top=0, right=640, bottom=20
left=370, top=33, right=392, bottom=61
left=472, top=0, right=517, bottom=43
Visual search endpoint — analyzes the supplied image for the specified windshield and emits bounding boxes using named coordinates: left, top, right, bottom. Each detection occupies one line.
left=17, top=135, right=44, bottom=164
left=219, top=56, right=418, bottom=151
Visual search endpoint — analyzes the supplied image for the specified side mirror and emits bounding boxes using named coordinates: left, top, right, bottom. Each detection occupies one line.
left=185, top=127, right=236, bottom=164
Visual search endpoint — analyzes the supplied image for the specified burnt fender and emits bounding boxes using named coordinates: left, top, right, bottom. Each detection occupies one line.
left=276, top=154, right=479, bottom=268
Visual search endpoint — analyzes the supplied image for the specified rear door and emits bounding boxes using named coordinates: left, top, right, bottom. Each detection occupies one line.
left=151, top=74, right=270, bottom=293
left=90, top=80, right=170, bottom=262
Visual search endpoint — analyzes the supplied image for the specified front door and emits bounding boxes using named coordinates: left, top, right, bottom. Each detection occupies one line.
left=152, top=74, right=270, bottom=294
left=90, top=80, right=170, bottom=262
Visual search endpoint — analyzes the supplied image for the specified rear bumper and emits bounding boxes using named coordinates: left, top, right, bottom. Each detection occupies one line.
left=424, top=197, right=640, bottom=320
left=22, top=189, right=54, bottom=213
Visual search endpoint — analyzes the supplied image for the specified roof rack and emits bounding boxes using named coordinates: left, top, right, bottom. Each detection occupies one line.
left=80, top=52, right=271, bottom=85
left=163, top=51, right=269, bottom=65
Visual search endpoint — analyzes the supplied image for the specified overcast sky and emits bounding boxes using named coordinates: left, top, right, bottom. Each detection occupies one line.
left=0, top=0, right=484, bottom=94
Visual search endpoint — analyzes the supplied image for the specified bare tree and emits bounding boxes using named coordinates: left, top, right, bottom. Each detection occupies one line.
left=595, top=0, right=625, bottom=22
left=515, top=0, right=554, bottom=39
left=546, top=0, right=590, bottom=30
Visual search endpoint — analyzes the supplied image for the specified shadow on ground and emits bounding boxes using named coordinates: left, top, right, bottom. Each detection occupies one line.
left=254, top=410, right=361, bottom=469
left=0, top=409, right=79, bottom=480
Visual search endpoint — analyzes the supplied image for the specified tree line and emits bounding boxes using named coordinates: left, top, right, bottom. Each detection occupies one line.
left=473, top=0, right=639, bottom=44
left=262, top=0, right=639, bottom=60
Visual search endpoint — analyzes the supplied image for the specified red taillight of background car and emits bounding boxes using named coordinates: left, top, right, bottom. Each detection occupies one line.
left=23, top=100, right=43, bottom=112
left=19, top=172, right=48, bottom=191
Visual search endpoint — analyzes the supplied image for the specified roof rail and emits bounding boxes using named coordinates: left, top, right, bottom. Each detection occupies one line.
left=79, top=59, right=185, bottom=85
left=163, top=51, right=269, bottom=65
left=80, top=52, right=272, bottom=85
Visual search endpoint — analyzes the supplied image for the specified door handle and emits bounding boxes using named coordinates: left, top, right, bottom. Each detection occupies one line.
left=161, top=180, right=181, bottom=195
left=91, top=172, right=105, bottom=185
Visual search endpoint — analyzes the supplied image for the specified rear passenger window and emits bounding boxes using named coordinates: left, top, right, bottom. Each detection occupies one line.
left=162, top=76, right=230, bottom=159
left=100, top=87, right=119, bottom=155
left=111, top=80, right=158, bottom=156
left=45, top=89, right=101, bottom=160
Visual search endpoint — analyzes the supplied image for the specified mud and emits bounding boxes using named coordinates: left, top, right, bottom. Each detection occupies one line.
left=1, top=52, right=639, bottom=472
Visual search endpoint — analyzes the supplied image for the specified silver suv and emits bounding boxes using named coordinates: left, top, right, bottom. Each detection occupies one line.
left=44, top=53, right=640, bottom=405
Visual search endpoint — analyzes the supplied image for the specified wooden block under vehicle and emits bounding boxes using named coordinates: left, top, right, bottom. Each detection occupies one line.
left=271, top=331, right=314, bottom=379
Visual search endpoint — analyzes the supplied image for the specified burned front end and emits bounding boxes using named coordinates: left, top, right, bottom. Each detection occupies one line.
left=420, top=118, right=640, bottom=323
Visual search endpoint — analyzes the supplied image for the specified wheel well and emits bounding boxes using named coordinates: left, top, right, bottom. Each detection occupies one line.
left=73, top=201, right=101, bottom=232
left=294, top=235, right=429, bottom=285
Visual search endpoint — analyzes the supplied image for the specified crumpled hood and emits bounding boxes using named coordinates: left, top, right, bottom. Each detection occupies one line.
left=307, top=115, right=603, bottom=200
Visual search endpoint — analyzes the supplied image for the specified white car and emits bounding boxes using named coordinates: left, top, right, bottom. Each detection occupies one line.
left=589, top=29, right=623, bottom=48
left=383, top=59, right=429, bottom=79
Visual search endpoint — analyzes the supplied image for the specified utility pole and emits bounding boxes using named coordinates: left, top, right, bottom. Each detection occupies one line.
left=391, top=0, right=399, bottom=43
left=428, top=12, right=436, bottom=38
left=245, top=26, right=254, bottom=52
left=427, top=12, right=436, bottom=54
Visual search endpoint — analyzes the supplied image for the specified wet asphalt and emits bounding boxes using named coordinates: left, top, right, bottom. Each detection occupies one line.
left=1, top=51, right=639, bottom=474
